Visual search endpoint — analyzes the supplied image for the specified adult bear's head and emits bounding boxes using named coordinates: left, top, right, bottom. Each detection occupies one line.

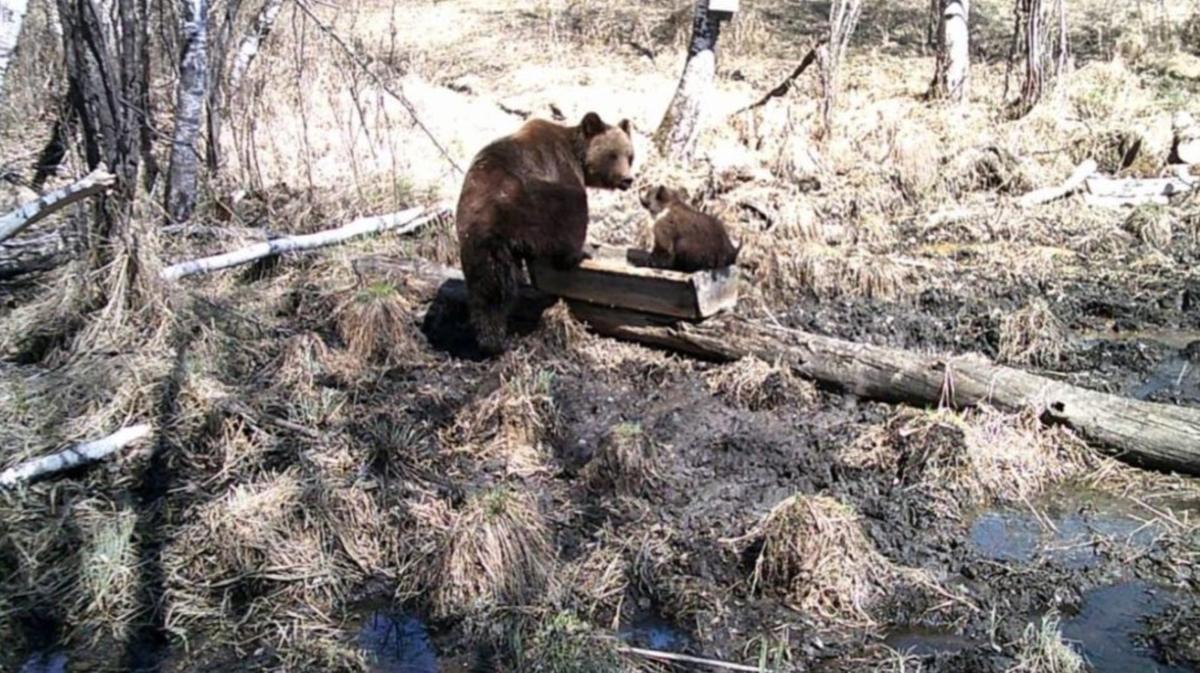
left=580, top=112, right=635, bottom=191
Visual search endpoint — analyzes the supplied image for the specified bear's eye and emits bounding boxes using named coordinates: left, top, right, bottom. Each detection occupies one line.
left=608, top=151, right=619, bottom=162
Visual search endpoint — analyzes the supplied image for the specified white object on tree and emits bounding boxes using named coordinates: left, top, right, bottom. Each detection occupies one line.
left=1172, top=111, right=1200, bottom=166
left=0, top=424, right=153, bottom=487
left=0, top=166, right=116, bottom=243
left=161, top=205, right=448, bottom=281
left=1017, top=159, right=1097, bottom=208
left=1083, top=175, right=1194, bottom=207
left=0, top=0, right=29, bottom=101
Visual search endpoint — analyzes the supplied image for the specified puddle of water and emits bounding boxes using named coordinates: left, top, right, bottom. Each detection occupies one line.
left=18, top=651, right=67, bottom=673
left=618, top=613, right=691, bottom=652
left=883, top=626, right=977, bottom=656
left=1062, top=581, right=1192, bottom=673
left=358, top=612, right=438, bottom=673
left=969, top=499, right=1162, bottom=570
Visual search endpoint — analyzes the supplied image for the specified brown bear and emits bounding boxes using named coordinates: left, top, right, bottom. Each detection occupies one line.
left=455, top=112, right=635, bottom=354
left=640, top=185, right=740, bottom=273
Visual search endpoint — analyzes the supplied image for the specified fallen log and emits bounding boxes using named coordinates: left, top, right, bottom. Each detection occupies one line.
left=161, top=205, right=448, bottom=281
left=1083, top=175, right=1194, bottom=207
left=0, top=424, right=153, bottom=487
left=1018, top=159, right=1096, bottom=208
left=0, top=230, right=78, bottom=280
left=0, top=165, right=116, bottom=243
left=358, top=256, right=1200, bottom=475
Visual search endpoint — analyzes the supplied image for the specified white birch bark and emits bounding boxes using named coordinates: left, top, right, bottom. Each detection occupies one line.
left=161, top=206, right=447, bottom=280
left=933, top=0, right=970, bottom=102
left=228, top=0, right=285, bottom=91
left=0, top=424, right=153, bottom=487
left=0, top=0, right=29, bottom=100
left=0, top=166, right=116, bottom=242
left=166, top=0, right=209, bottom=223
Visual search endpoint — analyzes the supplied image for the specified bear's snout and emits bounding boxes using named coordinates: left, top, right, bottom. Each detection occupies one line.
left=618, top=177, right=634, bottom=191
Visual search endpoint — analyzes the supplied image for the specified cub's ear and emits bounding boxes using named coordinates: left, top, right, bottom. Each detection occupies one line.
left=676, top=186, right=691, bottom=202
left=581, top=112, right=606, bottom=137
left=654, top=185, right=666, bottom=201
left=618, top=118, right=632, bottom=136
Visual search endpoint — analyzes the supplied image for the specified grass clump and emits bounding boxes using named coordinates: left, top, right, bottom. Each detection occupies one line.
left=432, top=486, right=553, bottom=618
left=520, top=612, right=628, bottom=673
left=704, top=357, right=816, bottom=411
left=1007, top=616, right=1086, bottom=673
left=75, top=505, right=139, bottom=644
left=735, top=494, right=895, bottom=624
left=583, top=422, right=659, bottom=495
left=334, top=280, right=424, bottom=365
left=1123, top=205, right=1173, bottom=250
left=998, top=299, right=1068, bottom=367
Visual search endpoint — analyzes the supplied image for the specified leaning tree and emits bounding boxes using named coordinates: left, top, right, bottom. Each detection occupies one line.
left=1005, top=0, right=1070, bottom=118
left=653, top=0, right=729, bottom=161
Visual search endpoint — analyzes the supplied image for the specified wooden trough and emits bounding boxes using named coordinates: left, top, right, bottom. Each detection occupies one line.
left=528, top=243, right=739, bottom=321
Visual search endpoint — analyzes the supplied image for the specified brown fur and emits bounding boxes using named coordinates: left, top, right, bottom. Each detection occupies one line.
left=640, top=185, right=740, bottom=273
left=456, top=113, right=635, bottom=354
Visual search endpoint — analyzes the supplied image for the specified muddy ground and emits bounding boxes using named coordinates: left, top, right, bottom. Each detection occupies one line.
left=3, top=0, right=1200, bottom=671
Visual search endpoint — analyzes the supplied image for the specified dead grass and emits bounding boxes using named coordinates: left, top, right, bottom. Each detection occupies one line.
left=998, top=299, right=1068, bottom=367
left=74, top=503, right=139, bottom=644
left=1007, top=616, right=1086, bottom=673
left=845, top=406, right=1094, bottom=514
left=430, top=486, right=553, bottom=618
left=704, top=357, right=817, bottom=411
left=333, top=280, right=427, bottom=366
left=732, top=494, right=896, bottom=624
left=520, top=611, right=629, bottom=673
left=583, top=422, right=659, bottom=496
left=1123, top=205, right=1174, bottom=249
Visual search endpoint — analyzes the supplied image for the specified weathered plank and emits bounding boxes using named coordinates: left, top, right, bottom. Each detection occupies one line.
left=528, top=244, right=739, bottom=319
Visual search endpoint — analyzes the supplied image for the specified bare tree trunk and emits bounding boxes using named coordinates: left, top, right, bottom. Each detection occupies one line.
left=165, top=0, right=209, bottom=223
left=228, top=0, right=284, bottom=91
left=929, top=0, right=970, bottom=102
left=0, top=0, right=29, bottom=101
left=653, top=0, right=723, bottom=161
left=818, top=0, right=863, bottom=136
left=1007, top=0, right=1068, bottom=118
left=204, top=0, right=242, bottom=173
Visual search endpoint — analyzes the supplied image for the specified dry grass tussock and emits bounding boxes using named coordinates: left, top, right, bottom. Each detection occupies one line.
left=583, top=422, right=659, bottom=496
left=704, top=356, right=816, bottom=411
left=73, top=503, right=140, bottom=644
left=844, top=407, right=1094, bottom=513
left=428, top=486, right=553, bottom=618
left=442, top=353, right=558, bottom=477
left=731, top=494, right=898, bottom=625
left=998, top=299, right=1068, bottom=367
left=535, top=302, right=683, bottom=384
left=1123, top=205, right=1174, bottom=250
left=333, top=279, right=428, bottom=366
left=1007, top=616, right=1086, bottom=673
left=744, top=241, right=912, bottom=303
left=553, top=533, right=628, bottom=620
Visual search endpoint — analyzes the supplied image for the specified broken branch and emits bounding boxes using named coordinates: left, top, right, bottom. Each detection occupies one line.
left=0, top=165, right=116, bottom=243
left=160, top=205, right=448, bottom=281
left=737, top=43, right=824, bottom=114
left=1017, top=159, right=1096, bottom=208
left=0, top=424, right=153, bottom=487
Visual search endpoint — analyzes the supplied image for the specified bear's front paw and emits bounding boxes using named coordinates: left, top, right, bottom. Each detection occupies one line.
left=552, top=250, right=589, bottom=270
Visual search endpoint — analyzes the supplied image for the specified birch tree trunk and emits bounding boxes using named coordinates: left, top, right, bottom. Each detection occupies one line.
left=653, top=0, right=722, bottom=161
left=166, top=0, right=209, bottom=223
left=818, top=0, right=864, bottom=136
left=228, top=0, right=285, bottom=91
left=0, top=0, right=29, bottom=101
left=930, top=0, right=970, bottom=102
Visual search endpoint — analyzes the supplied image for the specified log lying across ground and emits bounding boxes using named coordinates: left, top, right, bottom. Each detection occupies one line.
left=1083, top=175, right=1195, bottom=208
left=0, top=165, right=116, bottom=243
left=360, top=256, right=1200, bottom=476
left=161, top=205, right=448, bottom=281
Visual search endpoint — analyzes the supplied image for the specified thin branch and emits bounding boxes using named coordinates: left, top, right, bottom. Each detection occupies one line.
left=736, top=43, right=823, bottom=114
left=292, top=0, right=464, bottom=175
left=1017, top=159, right=1096, bottom=207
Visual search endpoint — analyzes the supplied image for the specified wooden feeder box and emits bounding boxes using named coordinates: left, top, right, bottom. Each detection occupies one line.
left=528, top=244, right=739, bottom=321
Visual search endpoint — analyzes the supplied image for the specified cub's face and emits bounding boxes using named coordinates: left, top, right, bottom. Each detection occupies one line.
left=581, top=113, right=635, bottom=190
left=639, top=185, right=688, bottom=216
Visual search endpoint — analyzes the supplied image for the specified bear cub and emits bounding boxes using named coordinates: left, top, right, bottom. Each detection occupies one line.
left=456, top=112, right=635, bottom=354
left=640, top=185, right=739, bottom=273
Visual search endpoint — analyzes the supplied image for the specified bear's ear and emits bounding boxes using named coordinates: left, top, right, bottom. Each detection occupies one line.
left=676, top=186, right=691, bottom=202
left=618, top=118, right=632, bottom=136
left=654, top=185, right=666, bottom=201
left=581, top=112, right=606, bottom=137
